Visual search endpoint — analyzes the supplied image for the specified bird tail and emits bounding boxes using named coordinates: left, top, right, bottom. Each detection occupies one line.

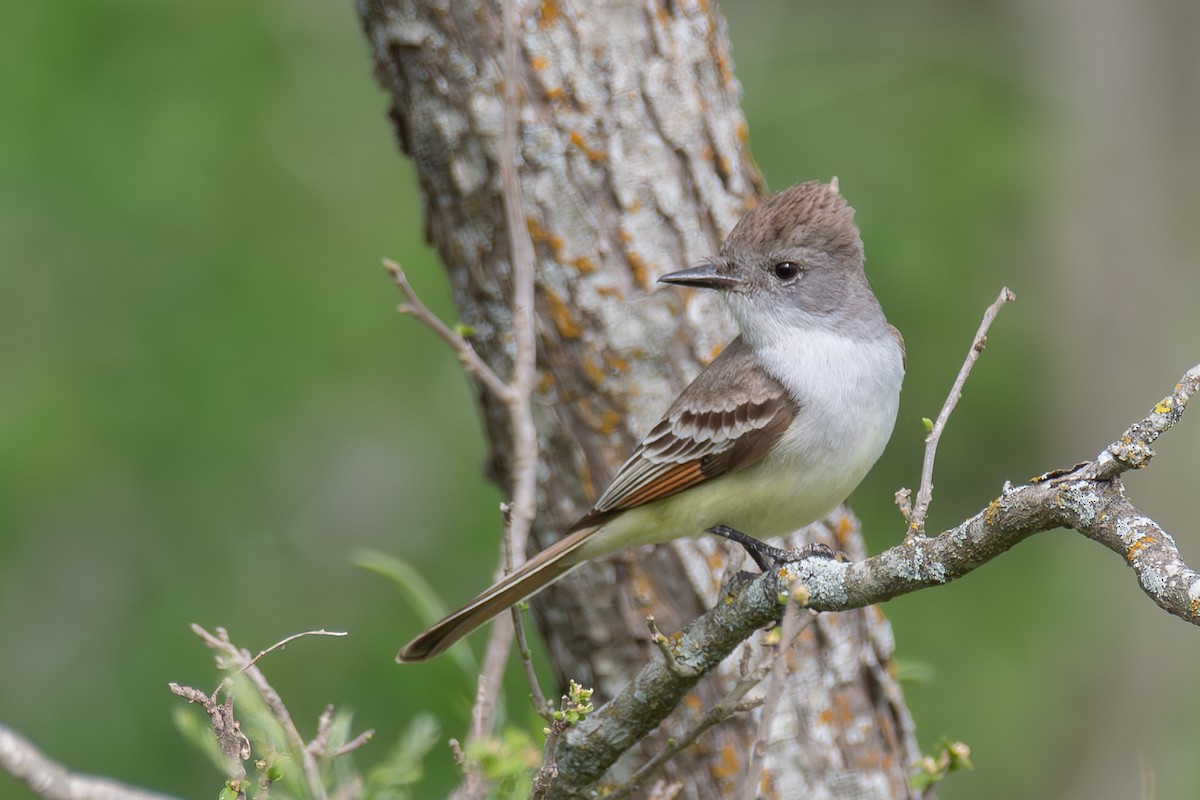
left=396, top=524, right=598, bottom=663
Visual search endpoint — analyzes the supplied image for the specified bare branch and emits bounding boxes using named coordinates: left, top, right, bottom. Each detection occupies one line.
left=383, top=258, right=512, bottom=404
left=906, top=287, right=1015, bottom=534
left=513, top=603, right=552, bottom=719
left=0, top=723, right=182, bottom=800
left=307, top=705, right=336, bottom=757
left=483, top=0, right=546, bottom=723
left=446, top=3, right=547, bottom=794
left=502, top=503, right=551, bottom=718
left=239, top=629, right=347, bottom=677
left=190, top=625, right=330, bottom=800
left=333, top=729, right=376, bottom=757
left=168, top=682, right=250, bottom=762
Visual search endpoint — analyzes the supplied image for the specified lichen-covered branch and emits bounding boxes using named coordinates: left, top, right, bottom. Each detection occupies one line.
left=544, top=363, right=1200, bottom=797
left=0, top=724, right=182, bottom=800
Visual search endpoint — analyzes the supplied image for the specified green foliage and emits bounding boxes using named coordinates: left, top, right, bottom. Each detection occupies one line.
left=912, top=737, right=974, bottom=792
left=548, top=680, right=594, bottom=728
left=362, top=714, right=443, bottom=800
left=353, top=549, right=481, bottom=684
left=463, top=728, right=541, bottom=800
left=172, top=668, right=445, bottom=800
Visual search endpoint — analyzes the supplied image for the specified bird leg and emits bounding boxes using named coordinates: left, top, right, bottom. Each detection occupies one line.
left=705, top=525, right=840, bottom=572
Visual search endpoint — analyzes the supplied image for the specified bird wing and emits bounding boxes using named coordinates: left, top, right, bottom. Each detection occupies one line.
left=574, top=336, right=797, bottom=528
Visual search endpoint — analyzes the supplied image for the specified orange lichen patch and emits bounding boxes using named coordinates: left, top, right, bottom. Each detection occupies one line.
left=701, top=145, right=714, bottom=162
left=736, top=119, right=749, bottom=143
left=716, top=155, right=732, bottom=180
left=1155, top=399, right=1173, bottom=414
left=835, top=513, right=856, bottom=537
left=530, top=56, right=549, bottom=71
left=582, top=357, right=606, bottom=386
left=710, top=744, right=742, bottom=780
left=543, top=288, right=583, bottom=339
left=602, top=351, right=630, bottom=373
left=526, top=216, right=566, bottom=260
left=598, top=409, right=621, bottom=437
left=705, top=343, right=724, bottom=364
left=594, top=285, right=624, bottom=300
left=833, top=693, right=855, bottom=726
left=1126, top=536, right=1155, bottom=561
left=654, top=2, right=668, bottom=25
left=545, top=85, right=565, bottom=101
left=569, top=256, right=597, bottom=274
left=627, top=198, right=642, bottom=212
left=683, top=694, right=704, bottom=713
left=985, top=498, right=1001, bottom=527
left=627, top=250, right=650, bottom=289
left=535, top=372, right=554, bottom=395
left=705, top=548, right=727, bottom=570
left=569, top=130, right=605, bottom=162
left=757, top=770, right=777, bottom=800
left=537, top=0, right=559, bottom=26
left=817, top=707, right=835, bottom=727
left=618, top=229, right=634, bottom=244
left=1191, top=597, right=1200, bottom=618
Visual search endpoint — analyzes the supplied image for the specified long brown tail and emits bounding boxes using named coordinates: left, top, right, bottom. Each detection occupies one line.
left=397, top=524, right=598, bottom=663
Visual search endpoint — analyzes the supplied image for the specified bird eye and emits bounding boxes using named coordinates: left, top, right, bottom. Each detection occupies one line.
left=772, top=261, right=801, bottom=281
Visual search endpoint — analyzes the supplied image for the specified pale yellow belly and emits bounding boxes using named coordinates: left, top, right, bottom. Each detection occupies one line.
left=573, top=433, right=882, bottom=563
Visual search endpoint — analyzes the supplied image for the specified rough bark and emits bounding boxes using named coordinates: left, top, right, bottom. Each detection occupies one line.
left=356, top=1, right=921, bottom=797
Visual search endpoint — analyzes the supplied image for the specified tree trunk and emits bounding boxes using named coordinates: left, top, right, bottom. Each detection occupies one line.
left=356, top=0, right=922, bottom=796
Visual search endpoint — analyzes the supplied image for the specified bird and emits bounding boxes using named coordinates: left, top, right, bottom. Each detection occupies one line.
left=398, top=179, right=905, bottom=662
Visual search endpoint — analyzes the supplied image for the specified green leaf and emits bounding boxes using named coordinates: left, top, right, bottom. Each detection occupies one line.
left=352, top=549, right=480, bottom=685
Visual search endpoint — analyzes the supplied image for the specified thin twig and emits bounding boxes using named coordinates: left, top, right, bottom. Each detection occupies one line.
left=501, top=503, right=551, bottom=718
left=308, top=705, right=336, bottom=757
left=334, top=729, right=376, bottom=757
left=192, top=625, right=330, bottom=800
left=907, top=286, right=1015, bottom=534
left=736, top=585, right=816, bottom=800
left=460, top=0, right=545, bottom=788
left=530, top=718, right=567, bottom=800
left=493, top=0, right=544, bottom=703
left=238, top=629, right=347, bottom=677
left=383, top=2, right=544, bottom=773
left=383, top=258, right=512, bottom=403
left=512, top=604, right=552, bottom=718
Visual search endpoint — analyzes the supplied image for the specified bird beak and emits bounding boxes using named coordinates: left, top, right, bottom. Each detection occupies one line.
left=658, top=263, right=743, bottom=291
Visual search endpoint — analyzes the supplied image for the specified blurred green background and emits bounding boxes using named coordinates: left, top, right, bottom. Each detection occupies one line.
left=2, top=1, right=1198, bottom=798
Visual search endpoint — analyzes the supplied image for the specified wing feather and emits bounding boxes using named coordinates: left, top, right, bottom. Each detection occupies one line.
left=577, top=336, right=797, bottom=527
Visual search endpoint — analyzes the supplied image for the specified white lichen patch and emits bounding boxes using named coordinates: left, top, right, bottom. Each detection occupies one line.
left=1115, top=514, right=1157, bottom=546
left=794, top=558, right=850, bottom=608
left=892, top=545, right=948, bottom=584
left=1057, top=481, right=1103, bottom=524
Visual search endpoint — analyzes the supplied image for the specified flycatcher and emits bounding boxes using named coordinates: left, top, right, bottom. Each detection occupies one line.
left=398, top=179, right=904, bottom=663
